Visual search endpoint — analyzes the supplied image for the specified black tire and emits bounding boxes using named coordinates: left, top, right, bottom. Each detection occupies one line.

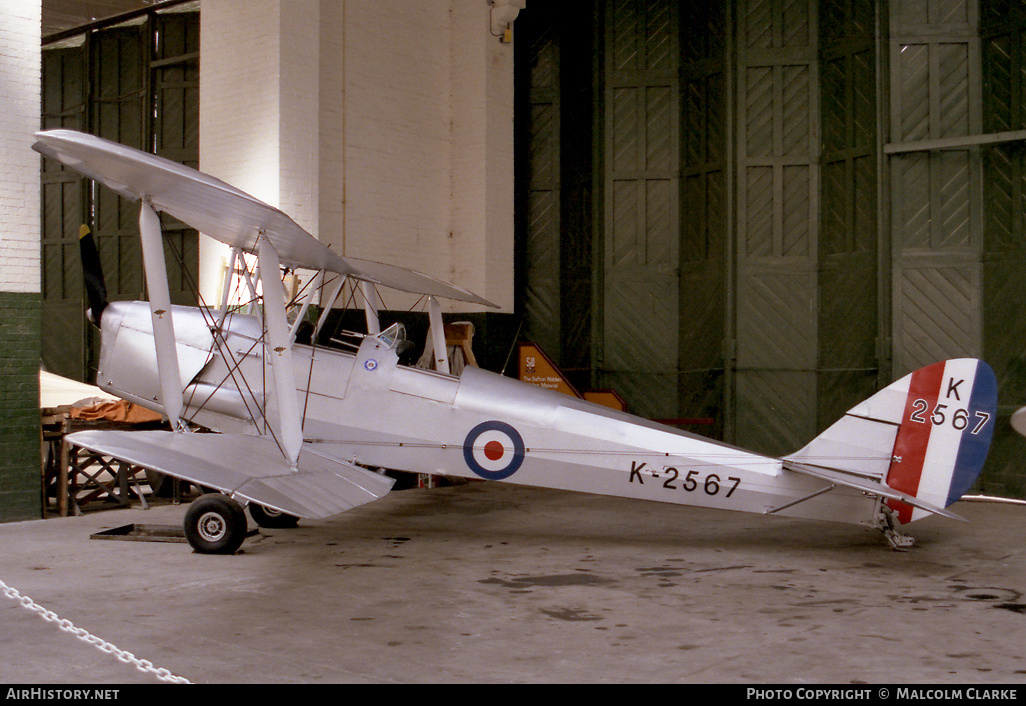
left=183, top=494, right=247, bottom=554
left=248, top=503, right=300, bottom=529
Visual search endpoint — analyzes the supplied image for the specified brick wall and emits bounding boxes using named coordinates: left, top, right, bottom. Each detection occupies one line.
left=0, top=0, right=41, bottom=521
left=450, top=0, right=516, bottom=311
left=198, top=0, right=283, bottom=299
left=342, top=0, right=454, bottom=286
left=0, top=292, right=41, bottom=522
left=199, top=0, right=516, bottom=312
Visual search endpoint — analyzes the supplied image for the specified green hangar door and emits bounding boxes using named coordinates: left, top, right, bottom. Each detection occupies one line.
left=526, top=0, right=1026, bottom=497
left=41, top=9, right=199, bottom=384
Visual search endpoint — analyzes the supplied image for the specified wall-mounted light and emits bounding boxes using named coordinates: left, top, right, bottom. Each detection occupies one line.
left=489, top=0, right=525, bottom=43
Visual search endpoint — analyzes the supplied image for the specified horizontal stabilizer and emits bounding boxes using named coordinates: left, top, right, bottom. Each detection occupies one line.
left=1012, top=406, right=1026, bottom=437
left=782, top=460, right=965, bottom=522
left=65, top=430, right=395, bottom=519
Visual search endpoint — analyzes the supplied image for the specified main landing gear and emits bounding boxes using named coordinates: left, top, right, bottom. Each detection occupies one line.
left=182, top=493, right=300, bottom=554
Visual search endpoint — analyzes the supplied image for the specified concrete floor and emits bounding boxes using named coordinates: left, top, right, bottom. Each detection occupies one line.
left=0, top=481, right=1024, bottom=684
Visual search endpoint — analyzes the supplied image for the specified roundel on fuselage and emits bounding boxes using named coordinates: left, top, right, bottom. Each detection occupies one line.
left=462, top=421, right=525, bottom=480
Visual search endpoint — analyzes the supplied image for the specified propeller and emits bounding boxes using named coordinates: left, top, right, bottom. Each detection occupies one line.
left=78, top=224, right=108, bottom=324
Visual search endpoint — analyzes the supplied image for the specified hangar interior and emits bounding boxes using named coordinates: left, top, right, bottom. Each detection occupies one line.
left=1, top=0, right=1025, bottom=523
left=517, top=0, right=1026, bottom=501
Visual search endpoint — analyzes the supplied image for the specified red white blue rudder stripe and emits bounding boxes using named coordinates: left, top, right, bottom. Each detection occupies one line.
left=883, top=359, right=997, bottom=524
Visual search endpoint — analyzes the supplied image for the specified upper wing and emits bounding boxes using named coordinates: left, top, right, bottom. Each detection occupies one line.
left=32, top=129, right=496, bottom=307
left=66, top=430, right=395, bottom=519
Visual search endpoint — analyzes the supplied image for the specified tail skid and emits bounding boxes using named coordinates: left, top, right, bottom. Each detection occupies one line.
left=783, top=358, right=997, bottom=543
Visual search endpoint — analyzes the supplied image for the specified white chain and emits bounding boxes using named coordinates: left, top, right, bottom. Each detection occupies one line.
left=0, top=577, right=190, bottom=684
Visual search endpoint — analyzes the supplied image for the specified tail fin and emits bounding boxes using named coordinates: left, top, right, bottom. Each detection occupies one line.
left=879, top=358, right=996, bottom=523
left=786, top=359, right=997, bottom=525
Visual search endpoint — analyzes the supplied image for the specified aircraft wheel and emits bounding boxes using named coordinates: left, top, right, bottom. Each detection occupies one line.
left=248, top=503, right=300, bottom=529
left=184, top=493, right=247, bottom=554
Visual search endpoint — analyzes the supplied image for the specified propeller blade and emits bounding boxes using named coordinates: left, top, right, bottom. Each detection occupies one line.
left=78, top=224, right=108, bottom=324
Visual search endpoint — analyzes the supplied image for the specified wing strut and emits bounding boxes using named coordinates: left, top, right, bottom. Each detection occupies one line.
left=214, top=246, right=239, bottom=330
left=359, top=281, right=381, bottom=335
left=290, top=270, right=324, bottom=341
left=258, top=234, right=303, bottom=467
left=314, top=274, right=346, bottom=341
left=427, top=296, right=449, bottom=374
left=138, top=200, right=185, bottom=431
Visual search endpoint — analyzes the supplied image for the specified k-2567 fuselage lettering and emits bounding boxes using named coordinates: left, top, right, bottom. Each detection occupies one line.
left=629, top=461, right=741, bottom=497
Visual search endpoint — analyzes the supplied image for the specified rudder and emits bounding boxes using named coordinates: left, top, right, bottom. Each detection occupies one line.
left=848, top=359, right=997, bottom=524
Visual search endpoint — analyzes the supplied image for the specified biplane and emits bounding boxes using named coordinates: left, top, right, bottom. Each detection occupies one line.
left=33, top=129, right=997, bottom=554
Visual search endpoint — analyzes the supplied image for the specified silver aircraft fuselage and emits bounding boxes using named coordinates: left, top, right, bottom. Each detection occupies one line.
left=97, top=300, right=883, bottom=529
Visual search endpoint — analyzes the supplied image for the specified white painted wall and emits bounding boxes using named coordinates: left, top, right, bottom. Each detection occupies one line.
left=200, top=0, right=517, bottom=312
left=0, top=0, right=41, bottom=295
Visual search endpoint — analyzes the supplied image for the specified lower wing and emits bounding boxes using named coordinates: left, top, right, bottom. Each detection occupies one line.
left=65, top=430, right=395, bottom=519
